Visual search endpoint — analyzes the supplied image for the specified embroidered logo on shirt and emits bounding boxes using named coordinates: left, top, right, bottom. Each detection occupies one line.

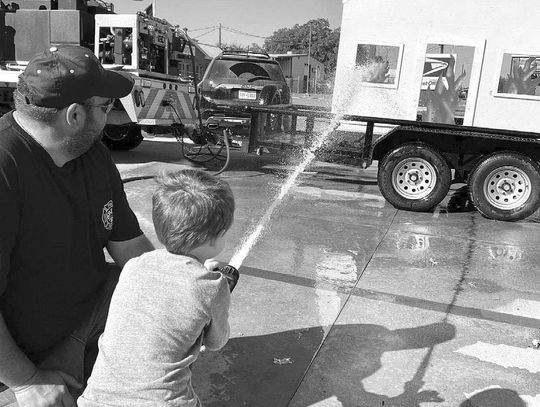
left=102, top=200, right=113, bottom=230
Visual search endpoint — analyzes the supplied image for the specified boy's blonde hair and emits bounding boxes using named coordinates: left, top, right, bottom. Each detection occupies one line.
left=152, top=169, right=235, bottom=254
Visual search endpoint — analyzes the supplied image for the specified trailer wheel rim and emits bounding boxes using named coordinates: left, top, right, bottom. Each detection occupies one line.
left=392, top=158, right=437, bottom=200
left=483, top=166, right=531, bottom=210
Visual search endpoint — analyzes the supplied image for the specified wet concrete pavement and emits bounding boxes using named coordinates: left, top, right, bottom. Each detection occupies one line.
left=112, top=137, right=540, bottom=407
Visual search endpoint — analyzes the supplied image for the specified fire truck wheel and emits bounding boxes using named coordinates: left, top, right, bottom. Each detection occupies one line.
left=378, top=142, right=451, bottom=211
left=468, top=152, right=540, bottom=221
left=102, top=125, right=143, bottom=151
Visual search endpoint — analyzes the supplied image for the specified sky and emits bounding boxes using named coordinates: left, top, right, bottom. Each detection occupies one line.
left=114, top=0, right=343, bottom=48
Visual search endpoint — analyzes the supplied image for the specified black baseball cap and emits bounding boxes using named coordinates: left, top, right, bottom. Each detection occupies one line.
left=18, top=45, right=134, bottom=109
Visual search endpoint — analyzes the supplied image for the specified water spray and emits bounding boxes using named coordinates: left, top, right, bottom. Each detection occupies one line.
left=226, top=65, right=370, bottom=272
left=228, top=118, right=343, bottom=270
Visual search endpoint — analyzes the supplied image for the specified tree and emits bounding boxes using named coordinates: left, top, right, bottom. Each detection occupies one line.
left=263, top=19, right=340, bottom=76
left=219, top=42, right=266, bottom=53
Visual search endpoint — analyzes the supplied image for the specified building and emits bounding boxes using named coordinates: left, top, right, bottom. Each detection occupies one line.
left=269, top=52, right=325, bottom=93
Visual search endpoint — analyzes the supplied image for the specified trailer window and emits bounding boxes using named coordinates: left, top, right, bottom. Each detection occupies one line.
left=354, top=43, right=402, bottom=87
left=417, top=43, right=475, bottom=125
left=495, top=53, right=540, bottom=99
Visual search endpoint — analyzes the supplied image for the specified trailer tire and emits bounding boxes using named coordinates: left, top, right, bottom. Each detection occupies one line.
left=378, top=142, right=451, bottom=211
left=468, top=152, right=540, bottom=221
left=102, top=124, right=143, bottom=151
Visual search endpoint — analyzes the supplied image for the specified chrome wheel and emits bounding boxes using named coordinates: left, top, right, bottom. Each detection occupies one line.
left=391, top=158, right=437, bottom=200
left=468, top=152, right=540, bottom=221
left=483, top=166, right=531, bottom=210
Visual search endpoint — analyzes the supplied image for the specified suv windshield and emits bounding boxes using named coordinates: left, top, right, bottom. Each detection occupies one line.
left=208, top=59, right=286, bottom=82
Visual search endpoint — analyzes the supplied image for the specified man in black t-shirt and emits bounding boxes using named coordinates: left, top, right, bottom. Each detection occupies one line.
left=0, top=46, right=154, bottom=407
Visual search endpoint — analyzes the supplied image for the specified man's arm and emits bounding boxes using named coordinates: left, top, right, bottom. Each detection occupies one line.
left=106, top=234, right=154, bottom=269
left=0, top=315, right=80, bottom=407
left=0, top=314, right=36, bottom=387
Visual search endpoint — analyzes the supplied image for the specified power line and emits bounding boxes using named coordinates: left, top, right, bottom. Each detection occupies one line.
left=221, top=25, right=294, bottom=44
left=187, top=25, right=217, bottom=32
left=194, top=41, right=221, bottom=49
left=221, top=25, right=268, bottom=40
left=193, top=27, right=218, bottom=39
left=190, top=24, right=305, bottom=46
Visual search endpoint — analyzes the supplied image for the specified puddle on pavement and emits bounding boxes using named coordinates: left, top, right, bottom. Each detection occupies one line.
left=314, top=250, right=358, bottom=337
left=487, top=244, right=523, bottom=262
left=395, top=234, right=431, bottom=251
left=391, top=233, right=441, bottom=268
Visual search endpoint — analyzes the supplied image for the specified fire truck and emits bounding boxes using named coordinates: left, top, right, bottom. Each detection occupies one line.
left=0, top=0, right=197, bottom=150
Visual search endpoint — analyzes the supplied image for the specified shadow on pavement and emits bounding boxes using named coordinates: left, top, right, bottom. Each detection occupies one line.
left=445, top=185, right=476, bottom=213
left=193, top=321, right=456, bottom=407
left=459, top=388, right=526, bottom=407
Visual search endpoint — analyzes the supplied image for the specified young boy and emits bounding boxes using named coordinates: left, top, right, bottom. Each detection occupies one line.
left=78, top=169, right=237, bottom=406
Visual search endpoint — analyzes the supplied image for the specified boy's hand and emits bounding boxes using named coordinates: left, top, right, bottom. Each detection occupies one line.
left=12, top=369, right=81, bottom=407
left=204, top=260, right=239, bottom=292
left=204, top=259, right=223, bottom=272
left=219, top=265, right=239, bottom=292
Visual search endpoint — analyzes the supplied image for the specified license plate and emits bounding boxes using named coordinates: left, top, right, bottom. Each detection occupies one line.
left=238, top=90, right=256, bottom=100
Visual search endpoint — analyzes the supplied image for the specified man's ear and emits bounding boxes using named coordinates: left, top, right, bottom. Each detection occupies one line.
left=64, top=103, right=86, bottom=128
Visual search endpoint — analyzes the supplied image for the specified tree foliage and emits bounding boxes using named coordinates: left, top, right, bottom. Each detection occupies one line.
left=219, top=42, right=266, bottom=53
left=263, top=19, right=340, bottom=75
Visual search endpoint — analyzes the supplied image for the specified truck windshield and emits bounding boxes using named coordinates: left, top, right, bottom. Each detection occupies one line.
left=208, top=60, right=285, bottom=82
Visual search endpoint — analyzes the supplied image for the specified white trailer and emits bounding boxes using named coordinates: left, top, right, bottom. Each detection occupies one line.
left=329, top=0, right=540, bottom=221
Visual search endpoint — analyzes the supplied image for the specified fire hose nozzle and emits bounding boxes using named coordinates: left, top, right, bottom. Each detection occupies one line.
left=218, top=265, right=239, bottom=292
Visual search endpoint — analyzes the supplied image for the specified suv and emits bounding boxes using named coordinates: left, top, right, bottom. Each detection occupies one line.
left=198, top=50, right=291, bottom=134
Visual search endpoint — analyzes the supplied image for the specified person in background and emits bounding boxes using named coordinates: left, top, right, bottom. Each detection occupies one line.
left=0, top=45, right=154, bottom=407
left=79, top=169, right=238, bottom=407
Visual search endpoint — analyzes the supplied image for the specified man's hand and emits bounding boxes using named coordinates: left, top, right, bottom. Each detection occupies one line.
left=12, top=369, right=81, bottom=407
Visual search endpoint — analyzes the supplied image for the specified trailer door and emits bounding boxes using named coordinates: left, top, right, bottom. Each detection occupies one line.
left=416, top=40, right=485, bottom=126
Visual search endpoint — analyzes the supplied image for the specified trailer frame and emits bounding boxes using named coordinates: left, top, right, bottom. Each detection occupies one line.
left=244, top=104, right=540, bottom=222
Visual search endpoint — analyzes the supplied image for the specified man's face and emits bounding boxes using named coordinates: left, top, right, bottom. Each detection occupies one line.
left=63, top=96, right=112, bottom=157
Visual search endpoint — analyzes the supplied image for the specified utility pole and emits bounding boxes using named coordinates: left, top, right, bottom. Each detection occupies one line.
left=314, top=65, right=318, bottom=94
left=219, top=23, right=222, bottom=49
left=306, top=23, right=311, bottom=94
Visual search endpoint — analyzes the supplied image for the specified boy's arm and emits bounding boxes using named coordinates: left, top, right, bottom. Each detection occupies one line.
left=202, top=279, right=231, bottom=351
